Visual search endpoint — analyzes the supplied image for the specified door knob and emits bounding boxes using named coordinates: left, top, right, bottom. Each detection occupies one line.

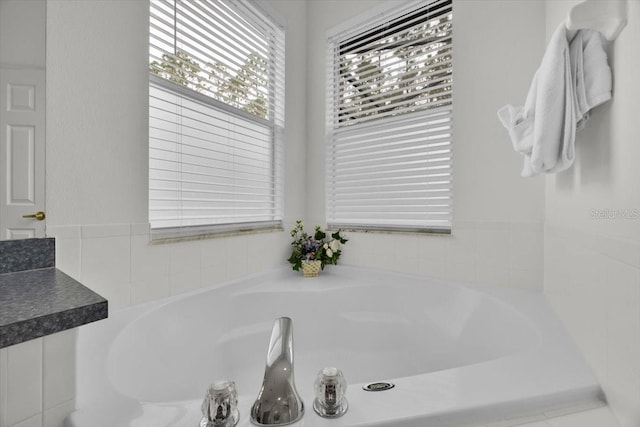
left=22, top=211, right=46, bottom=221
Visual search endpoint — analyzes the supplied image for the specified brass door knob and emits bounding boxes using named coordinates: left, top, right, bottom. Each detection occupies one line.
left=22, top=211, right=46, bottom=221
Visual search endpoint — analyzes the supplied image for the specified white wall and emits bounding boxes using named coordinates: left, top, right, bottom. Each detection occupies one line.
left=544, top=1, right=640, bottom=426
left=306, top=0, right=546, bottom=287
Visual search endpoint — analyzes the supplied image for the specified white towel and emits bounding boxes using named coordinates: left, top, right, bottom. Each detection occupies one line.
left=497, top=24, right=611, bottom=177
left=571, top=29, right=612, bottom=130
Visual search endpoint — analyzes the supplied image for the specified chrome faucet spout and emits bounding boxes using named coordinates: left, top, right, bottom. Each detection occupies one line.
left=250, top=317, right=304, bottom=426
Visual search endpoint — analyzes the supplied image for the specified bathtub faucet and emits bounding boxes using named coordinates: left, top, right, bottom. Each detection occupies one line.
left=250, top=317, right=304, bottom=425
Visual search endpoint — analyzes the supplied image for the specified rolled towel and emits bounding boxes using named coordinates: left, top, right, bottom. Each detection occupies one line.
left=570, top=29, right=612, bottom=131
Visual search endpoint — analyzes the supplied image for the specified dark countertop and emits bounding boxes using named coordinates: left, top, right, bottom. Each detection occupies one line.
left=0, top=268, right=108, bottom=348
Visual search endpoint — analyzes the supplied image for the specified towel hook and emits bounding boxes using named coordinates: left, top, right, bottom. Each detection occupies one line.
left=565, top=0, right=627, bottom=41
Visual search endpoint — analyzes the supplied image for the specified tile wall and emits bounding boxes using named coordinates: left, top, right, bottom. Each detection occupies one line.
left=0, top=330, right=76, bottom=427
left=341, top=220, right=544, bottom=292
left=544, top=224, right=640, bottom=426
left=0, top=224, right=289, bottom=427
left=47, top=224, right=290, bottom=311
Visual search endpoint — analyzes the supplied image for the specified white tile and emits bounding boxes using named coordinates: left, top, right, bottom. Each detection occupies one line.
left=200, top=266, right=228, bottom=289
left=394, top=234, right=420, bottom=257
left=81, top=223, right=130, bottom=238
left=337, top=249, right=358, bottom=266
left=548, top=243, right=607, bottom=378
left=508, top=268, right=543, bottom=291
left=444, top=261, right=475, bottom=283
left=567, top=305, right=608, bottom=382
left=131, top=277, right=171, bottom=305
left=418, top=234, right=448, bottom=261
left=200, top=238, right=227, bottom=270
left=454, top=220, right=509, bottom=231
left=9, top=414, right=41, bottom=427
left=246, top=233, right=274, bottom=274
left=567, top=244, right=607, bottom=296
left=603, top=388, right=640, bottom=427
left=546, top=406, right=621, bottom=427
left=384, top=235, right=419, bottom=275
left=475, top=264, right=510, bottom=287
left=508, top=221, right=543, bottom=233
left=476, top=229, right=510, bottom=269
left=266, top=232, right=291, bottom=270
left=6, top=339, right=43, bottom=426
left=43, top=400, right=75, bottom=427
left=543, top=233, right=573, bottom=296
left=362, top=243, right=397, bottom=272
left=605, top=260, right=640, bottom=427
left=43, top=330, right=76, bottom=410
left=1, top=348, right=7, bottom=427
left=445, top=228, right=476, bottom=265
left=53, top=237, right=81, bottom=281
left=347, top=232, right=381, bottom=261
left=45, top=225, right=81, bottom=239
left=417, top=257, right=446, bottom=278
left=81, top=235, right=131, bottom=309
left=597, top=235, right=640, bottom=269
left=170, top=268, right=202, bottom=296
left=131, top=235, right=169, bottom=285
left=169, top=240, right=201, bottom=275
left=130, top=223, right=150, bottom=236
left=509, top=230, right=543, bottom=271
left=226, top=235, right=248, bottom=279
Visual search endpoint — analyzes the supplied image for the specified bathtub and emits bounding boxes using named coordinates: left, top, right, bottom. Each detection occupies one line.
left=67, top=266, right=601, bottom=427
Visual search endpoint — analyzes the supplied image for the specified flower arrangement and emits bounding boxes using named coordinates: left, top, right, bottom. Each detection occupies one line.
left=287, top=220, right=347, bottom=273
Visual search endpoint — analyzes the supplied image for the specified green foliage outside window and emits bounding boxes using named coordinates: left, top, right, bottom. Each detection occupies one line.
left=150, top=49, right=269, bottom=120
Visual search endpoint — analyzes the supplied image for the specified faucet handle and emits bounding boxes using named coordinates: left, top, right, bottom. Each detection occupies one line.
left=313, top=367, right=348, bottom=418
left=200, top=380, right=239, bottom=427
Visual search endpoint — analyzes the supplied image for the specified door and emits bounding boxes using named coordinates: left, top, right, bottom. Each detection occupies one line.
left=0, top=67, right=46, bottom=239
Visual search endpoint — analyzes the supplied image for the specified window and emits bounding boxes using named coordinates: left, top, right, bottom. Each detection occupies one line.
left=149, top=0, right=285, bottom=238
left=326, top=0, right=453, bottom=233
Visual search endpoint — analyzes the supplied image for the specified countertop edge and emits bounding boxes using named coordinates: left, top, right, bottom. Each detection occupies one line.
left=0, top=268, right=109, bottom=349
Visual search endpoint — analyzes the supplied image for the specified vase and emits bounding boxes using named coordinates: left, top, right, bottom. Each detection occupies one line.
left=301, top=260, right=322, bottom=277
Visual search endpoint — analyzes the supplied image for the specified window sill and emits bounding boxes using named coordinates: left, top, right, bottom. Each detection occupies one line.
left=150, top=222, right=284, bottom=244
left=327, top=225, right=451, bottom=236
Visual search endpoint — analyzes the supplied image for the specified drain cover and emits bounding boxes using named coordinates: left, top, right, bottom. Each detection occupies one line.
left=362, top=382, right=395, bottom=392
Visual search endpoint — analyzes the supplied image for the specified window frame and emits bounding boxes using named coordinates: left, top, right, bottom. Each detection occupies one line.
left=325, top=0, right=453, bottom=234
left=148, top=0, right=285, bottom=241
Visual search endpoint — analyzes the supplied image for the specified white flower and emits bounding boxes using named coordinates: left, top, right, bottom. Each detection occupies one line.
left=323, top=243, right=329, bottom=250
left=329, top=239, right=340, bottom=252
left=326, top=248, right=334, bottom=257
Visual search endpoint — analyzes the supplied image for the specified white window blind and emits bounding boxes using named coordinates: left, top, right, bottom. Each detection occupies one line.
left=149, top=0, right=285, bottom=236
left=326, top=0, right=453, bottom=232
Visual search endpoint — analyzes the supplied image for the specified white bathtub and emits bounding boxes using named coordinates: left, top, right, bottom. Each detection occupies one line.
left=67, top=266, right=601, bottom=427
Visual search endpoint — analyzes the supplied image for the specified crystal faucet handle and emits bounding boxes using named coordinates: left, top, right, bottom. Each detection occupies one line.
left=200, top=380, right=239, bottom=427
left=313, top=367, right=348, bottom=418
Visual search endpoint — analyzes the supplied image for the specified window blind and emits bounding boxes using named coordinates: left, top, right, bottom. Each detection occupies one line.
left=326, top=0, right=453, bottom=232
left=149, top=0, right=285, bottom=234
